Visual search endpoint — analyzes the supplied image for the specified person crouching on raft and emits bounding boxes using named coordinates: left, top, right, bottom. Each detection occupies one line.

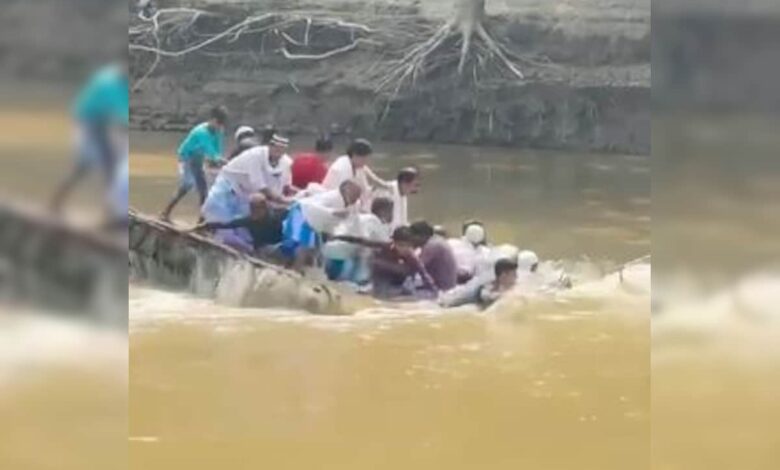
left=330, top=226, right=438, bottom=299
left=409, top=221, right=459, bottom=293
left=202, top=134, right=293, bottom=225
left=282, top=180, right=362, bottom=272
left=227, top=125, right=259, bottom=161
left=322, top=196, right=395, bottom=283
left=192, top=193, right=284, bottom=255
left=160, top=106, right=228, bottom=222
left=449, top=220, right=490, bottom=284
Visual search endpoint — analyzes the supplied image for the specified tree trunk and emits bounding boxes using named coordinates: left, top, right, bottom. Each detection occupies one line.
left=455, top=0, right=486, bottom=74
left=455, top=0, right=486, bottom=32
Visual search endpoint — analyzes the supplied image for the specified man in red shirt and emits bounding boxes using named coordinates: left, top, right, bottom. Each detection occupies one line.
left=291, top=135, right=332, bottom=190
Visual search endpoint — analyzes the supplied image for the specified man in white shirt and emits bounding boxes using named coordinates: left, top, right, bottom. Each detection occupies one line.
left=282, top=180, right=363, bottom=271
left=390, top=167, right=421, bottom=229
left=449, top=221, right=490, bottom=283
left=202, top=135, right=292, bottom=223
left=323, top=138, right=390, bottom=212
left=322, top=197, right=394, bottom=283
left=265, top=151, right=295, bottom=199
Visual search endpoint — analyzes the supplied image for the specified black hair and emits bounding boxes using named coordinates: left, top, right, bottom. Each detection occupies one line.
left=371, top=197, right=394, bottom=216
left=210, top=106, right=229, bottom=125
left=495, top=258, right=519, bottom=278
left=409, top=220, right=434, bottom=240
left=347, top=138, right=373, bottom=158
left=397, top=167, right=419, bottom=185
left=260, top=125, right=277, bottom=144
left=315, top=134, right=334, bottom=153
left=392, top=226, right=414, bottom=243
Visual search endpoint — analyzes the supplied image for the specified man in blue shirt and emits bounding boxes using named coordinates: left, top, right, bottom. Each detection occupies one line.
left=51, top=63, right=129, bottom=217
left=160, top=106, right=228, bottom=221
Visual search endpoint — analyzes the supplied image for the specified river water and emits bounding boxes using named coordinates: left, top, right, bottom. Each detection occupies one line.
left=129, top=132, right=650, bottom=469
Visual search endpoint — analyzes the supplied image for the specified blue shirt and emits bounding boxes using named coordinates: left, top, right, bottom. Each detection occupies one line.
left=177, top=122, right=224, bottom=162
left=72, top=65, right=129, bottom=126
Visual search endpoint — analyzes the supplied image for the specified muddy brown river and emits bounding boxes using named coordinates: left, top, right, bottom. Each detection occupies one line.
left=128, top=131, right=650, bottom=469
left=3, top=111, right=777, bottom=470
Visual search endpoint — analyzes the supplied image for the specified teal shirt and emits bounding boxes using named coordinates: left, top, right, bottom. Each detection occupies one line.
left=73, top=65, right=129, bottom=126
left=177, top=122, right=224, bottom=162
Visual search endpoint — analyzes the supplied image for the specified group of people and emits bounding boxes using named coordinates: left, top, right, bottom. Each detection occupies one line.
left=160, top=106, right=546, bottom=308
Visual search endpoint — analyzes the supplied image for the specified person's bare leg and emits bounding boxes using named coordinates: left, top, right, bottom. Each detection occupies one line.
left=159, top=187, right=188, bottom=222
left=50, top=164, right=89, bottom=214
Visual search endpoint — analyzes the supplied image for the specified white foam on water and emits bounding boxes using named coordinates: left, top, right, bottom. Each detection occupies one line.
left=0, top=309, right=127, bottom=388
left=653, top=267, right=780, bottom=362
left=129, top=257, right=653, bottom=334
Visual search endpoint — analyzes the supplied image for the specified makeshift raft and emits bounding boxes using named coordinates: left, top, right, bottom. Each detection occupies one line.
left=0, top=202, right=127, bottom=326
left=129, top=209, right=366, bottom=315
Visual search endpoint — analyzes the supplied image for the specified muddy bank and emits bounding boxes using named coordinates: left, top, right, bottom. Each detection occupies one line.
left=130, top=1, right=649, bottom=154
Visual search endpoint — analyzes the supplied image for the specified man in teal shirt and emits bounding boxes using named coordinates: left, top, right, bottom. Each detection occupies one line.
left=51, top=63, right=129, bottom=217
left=160, top=106, right=228, bottom=221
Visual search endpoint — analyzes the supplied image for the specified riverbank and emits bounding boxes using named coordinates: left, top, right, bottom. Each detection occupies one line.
left=130, top=0, right=650, bottom=154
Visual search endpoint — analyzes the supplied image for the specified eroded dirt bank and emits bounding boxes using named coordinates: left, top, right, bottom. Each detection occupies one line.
left=130, top=1, right=650, bottom=154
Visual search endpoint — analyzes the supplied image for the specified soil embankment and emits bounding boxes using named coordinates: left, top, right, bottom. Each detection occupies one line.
left=131, top=0, right=650, bottom=153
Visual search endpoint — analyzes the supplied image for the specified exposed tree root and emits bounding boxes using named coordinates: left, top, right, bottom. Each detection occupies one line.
left=129, top=1, right=547, bottom=100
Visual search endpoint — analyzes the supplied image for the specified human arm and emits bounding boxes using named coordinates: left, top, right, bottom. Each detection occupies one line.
left=364, top=166, right=394, bottom=189
left=329, top=235, right=387, bottom=250
left=370, top=254, right=411, bottom=278
left=478, top=284, right=503, bottom=307
left=260, top=188, right=294, bottom=208
left=203, top=130, right=225, bottom=167
left=404, top=251, right=438, bottom=293
left=189, top=217, right=250, bottom=232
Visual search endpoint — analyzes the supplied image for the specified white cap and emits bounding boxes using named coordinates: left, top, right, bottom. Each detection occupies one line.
left=492, top=244, right=519, bottom=263
left=234, top=125, right=255, bottom=141
left=517, top=250, right=539, bottom=272
left=464, top=224, right=486, bottom=245
left=270, top=134, right=290, bottom=148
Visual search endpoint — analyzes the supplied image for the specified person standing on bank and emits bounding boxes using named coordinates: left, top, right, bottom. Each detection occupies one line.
left=160, top=106, right=228, bottom=222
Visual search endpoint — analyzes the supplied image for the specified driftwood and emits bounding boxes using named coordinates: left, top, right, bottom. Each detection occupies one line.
left=129, top=209, right=350, bottom=315
left=0, top=203, right=127, bottom=326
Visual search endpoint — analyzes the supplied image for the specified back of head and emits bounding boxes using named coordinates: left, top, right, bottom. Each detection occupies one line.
left=371, top=197, right=394, bottom=218
left=495, top=258, right=519, bottom=278
left=339, top=180, right=363, bottom=203
left=392, top=226, right=414, bottom=243
left=517, top=250, right=540, bottom=272
left=248, top=193, right=268, bottom=207
left=315, top=134, right=334, bottom=153
left=261, top=125, right=277, bottom=144
left=463, top=223, right=486, bottom=246
left=234, top=125, right=255, bottom=142
left=492, top=244, right=520, bottom=263
left=409, top=220, right=434, bottom=240
left=210, top=105, right=229, bottom=126
left=347, top=139, right=373, bottom=158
